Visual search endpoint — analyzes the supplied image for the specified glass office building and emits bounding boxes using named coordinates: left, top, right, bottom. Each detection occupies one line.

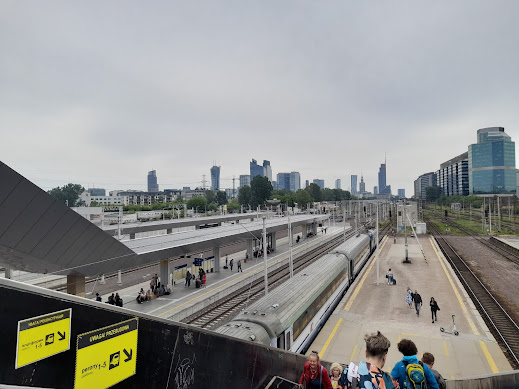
left=468, top=127, right=516, bottom=195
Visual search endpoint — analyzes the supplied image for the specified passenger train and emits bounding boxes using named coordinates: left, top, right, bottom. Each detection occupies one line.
left=215, top=232, right=375, bottom=353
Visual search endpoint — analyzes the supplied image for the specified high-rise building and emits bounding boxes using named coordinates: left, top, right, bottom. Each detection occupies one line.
left=147, top=170, right=159, bottom=192
left=210, top=165, right=221, bottom=190
left=305, top=180, right=309, bottom=188
left=277, top=172, right=301, bottom=191
left=359, top=175, right=366, bottom=194
left=250, top=159, right=264, bottom=179
left=378, top=161, right=391, bottom=195
left=239, top=174, right=251, bottom=188
left=263, top=160, right=272, bottom=181
left=468, top=127, right=516, bottom=195
left=374, top=186, right=378, bottom=195
left=313, top=179, right=324, bottom=189
left=398, top=189, right=406, bottom=198
left=335, top=179, right=341, bottom=189
left=350, top=175, right=358, bottom=195
left=437, top=152, right=469, bottom=196
left=414, top=172, right=437, bottom=200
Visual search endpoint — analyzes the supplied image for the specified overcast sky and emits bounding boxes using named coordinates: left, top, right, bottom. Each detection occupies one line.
left=2, top=1, right=519, bottom=196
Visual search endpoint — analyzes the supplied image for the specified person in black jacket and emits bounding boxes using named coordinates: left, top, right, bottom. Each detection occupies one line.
left=430, top=297, right=440, bottom=323
left=412, top=290, right=422, bottom=317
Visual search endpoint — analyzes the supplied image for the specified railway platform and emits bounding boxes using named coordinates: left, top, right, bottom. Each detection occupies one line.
left=308, top=234, right=513, bottom=380
left=98, top=225, right=347, bottom=320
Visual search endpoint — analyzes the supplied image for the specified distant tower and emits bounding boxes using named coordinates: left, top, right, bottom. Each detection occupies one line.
left=359, top=175, right=366, bottom=194
left=210, top=164, right=221, bottom=190
left=147, top=170, right=159, bottom=192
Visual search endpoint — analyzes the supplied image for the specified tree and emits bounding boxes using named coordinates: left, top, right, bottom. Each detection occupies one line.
left=216, top=191, right=228, bottom=205
left=48, top=183, right=85, bottom=207
left=205, top=190, right=217, bottom=204
left=250, top=176, right=273, bottom=209
left=307, top=183, right=322, bottom=202
left=186, top=196, right=207, bottom=212
left=207, top=203, right=218, bottom=212
left=425, top=186, right=442, bottom=202
left=238, top=185, right=252, bottom=207
left=295, top=189, right=313, bottom=209
left=227, top=200, right=240, bottom=213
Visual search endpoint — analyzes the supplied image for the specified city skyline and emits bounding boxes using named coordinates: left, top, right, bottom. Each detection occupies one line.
left=2, top=2, right=519, bottom=196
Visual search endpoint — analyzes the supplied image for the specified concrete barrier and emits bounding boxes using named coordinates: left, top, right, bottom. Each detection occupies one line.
left=446, top=370, right=519, bottom=389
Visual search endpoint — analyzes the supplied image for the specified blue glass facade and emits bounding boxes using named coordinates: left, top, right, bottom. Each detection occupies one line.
left=468, top=127, right=516, bottom=195
left=250, top=159, right=264, bottom=179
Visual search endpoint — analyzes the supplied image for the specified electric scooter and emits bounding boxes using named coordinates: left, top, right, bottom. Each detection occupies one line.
left=440, top=314, right=459, bottom=336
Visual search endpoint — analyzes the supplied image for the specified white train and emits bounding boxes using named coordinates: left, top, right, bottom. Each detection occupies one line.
left=215, top=233, right=375, bottom=353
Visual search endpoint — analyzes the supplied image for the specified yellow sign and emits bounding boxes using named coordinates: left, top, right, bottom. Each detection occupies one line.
left=74, top=318, right=138, bottom=389
left=16, top=308, right=72, bottom=369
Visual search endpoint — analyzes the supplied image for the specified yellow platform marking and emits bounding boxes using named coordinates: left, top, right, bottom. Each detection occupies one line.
left=479, top=341, right=499, bottom=373
left=350, top=345, right=358, bottom=362
left=344, top=237, right=388, bottom=312
left=429, top=237, right=480, bottom=336
left=319, top=318, right=343, bottom=358
left=158, top=238, right=322, bottom=317
left=443, top=340, right=449, bottom=356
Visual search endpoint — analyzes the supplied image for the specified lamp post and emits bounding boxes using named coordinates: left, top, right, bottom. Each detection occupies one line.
left=262, top=217, right=268, bottom=295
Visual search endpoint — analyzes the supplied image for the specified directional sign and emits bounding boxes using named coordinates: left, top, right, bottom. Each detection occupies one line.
left=16, top=308, right=72, bottom=369
left=74, top=318, right=138, bottom=389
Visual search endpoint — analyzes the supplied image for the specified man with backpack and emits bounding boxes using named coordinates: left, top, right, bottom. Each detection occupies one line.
left=421, top=353, right=446, bottom=389
left=391, top=339, right=439, bottom=389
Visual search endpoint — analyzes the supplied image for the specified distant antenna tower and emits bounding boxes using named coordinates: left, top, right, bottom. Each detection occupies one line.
left=202, top=174, right=208, bottom=190
left=232, top=176, right=236, bottom=198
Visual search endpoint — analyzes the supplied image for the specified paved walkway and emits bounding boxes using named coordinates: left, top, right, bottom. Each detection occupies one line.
left=98, top=224, right=347, bottom=318
left=308, top=235, right=512, bottom=380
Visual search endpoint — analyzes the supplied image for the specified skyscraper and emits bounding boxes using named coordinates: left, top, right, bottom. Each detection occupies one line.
left=250, top=159, right=264, bottom=179
left=276, top=172, right=301, bottom=191
left=210, top=165, right=221, bottom=190
left=378, top=160, right=391, bottom=195
left=239, top=175, right=251, bottom=188
left=147, top=170, right=158, bottom=192
left=350, top=175, right=358, bottom=195
left=335, top=179, right=341, bottom=189
left=468, top=127, right=516, bottom=195
left=263, top=160, right=272, bottom=181
left=313, top=179, right=325, bottom=189
left=374, top=186, right=378, bottom=195
left=398, top=189, right=406, bottom=198
left=305, top=180, right=309, bottom=188
left=289, top=172, right=301, bottom=192
left=359, top=175, right=366, bottom=194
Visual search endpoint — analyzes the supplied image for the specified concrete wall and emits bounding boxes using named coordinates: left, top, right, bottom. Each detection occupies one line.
left=0, top=278, right=308, bottom=389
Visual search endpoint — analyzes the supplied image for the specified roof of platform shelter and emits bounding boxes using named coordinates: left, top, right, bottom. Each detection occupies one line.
left=101, top=213, right=267, bottom=236
left=129, top=214, right=327, bottom=264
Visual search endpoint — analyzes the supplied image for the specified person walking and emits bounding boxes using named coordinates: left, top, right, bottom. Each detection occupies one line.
left=430, top=297, right=440, bottom=323
left=230, top=258, right=234, bottom=271
left=391, top=339, right=439, bottom=389
left=421, top=352, right=446, bottom=389
left=413, top=290, right=422, bottom=317
left=406, top=287, right=413, bottom=308
left=237, top=259, right=242, bottom=272
left=298, top=351, right=333, bottom=389
left=185, top=270, right=191, bottom=287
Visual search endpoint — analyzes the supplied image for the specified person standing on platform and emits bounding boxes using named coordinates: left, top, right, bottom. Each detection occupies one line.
left=421, top=352, right=446, bottom=389
left=430, top=297, right=440, bottom=323
left=406, top=287, right=413, bottom=308
left=226, top=255, right=228, bottom=267
left=237, top=259, right=242, bottom=272
left=391, top=339, right=439, bottom=389
left=202, top=272, right=207, bottom=288
left=386, top=269, right=394, bottom=285
left=413, top=290, right=422, bottom=317
left=185, top=270, right=191, bottom=287
left=230, top=258, right=234, bottom=271
left=298, top=351, right=333, bottom=389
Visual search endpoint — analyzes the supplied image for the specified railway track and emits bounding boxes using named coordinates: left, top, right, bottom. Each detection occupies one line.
left=425, top=217, right=519, bottom=369
left=183, top=222, right=391, bottom=331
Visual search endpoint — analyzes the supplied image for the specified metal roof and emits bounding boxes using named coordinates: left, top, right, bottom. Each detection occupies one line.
left=102, top=213, right=266, bottom=236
